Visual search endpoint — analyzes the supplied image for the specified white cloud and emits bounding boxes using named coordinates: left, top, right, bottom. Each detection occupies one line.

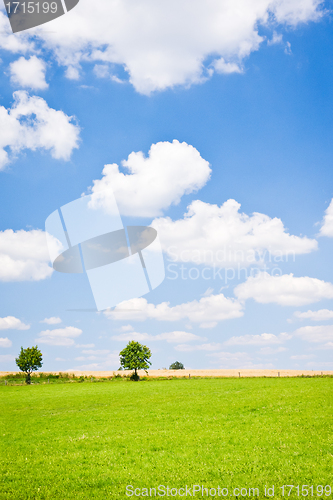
left=267, top=31, right=283, bottom=45
left=175, top=342, right=221, bottom=352
left=68, top=351, right=120, bottom=371
left=319, top=199, right=333, bottom=237
left=88, top=140, right=211, bottom=217
left=207, top=350, right=274, bottom=369
left=106, top=293, right=243, bottom=325
left=9, top=56, right=48, bottom=90
left=258, top=346, right=287, bottom=355
left=293, top=325, right=333, bottom=343
left=0, top=11, right=33, bottom=53
left=40, top=317, right=62, bottom=325
left=75, top=344, right=95, bottom=349
left=112, top=331, right=204, bottom=343
left=234, top=272, right=333, bottom=306
left=7, top=0, right=323, bottom=94
left=224, top=332, right=290, bottom=345
left=0, top=337, right=12, bottom=348
left=118, top=325, right=134, bottom=332
left=153, top=199, right=317, bottom=267
left=290, top=354, right=314, bottom=360
left=0, top=316, right=30, bottom=330
left=293, top=309, right=333, bottom=321
left=199, top=322, right=217, bottom=329
left=37, top=326, right=82, bottom=346
left=0, top=229, right=61, bottom=282
left=81, top=349, right=110, bottom=355
left=0, top=91, right=80, bottom=169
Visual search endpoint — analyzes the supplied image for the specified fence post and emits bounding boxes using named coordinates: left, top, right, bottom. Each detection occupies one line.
left=238, top=372, right=241, bottom=378
left=278, top=372, right=280, bottom=377
left=48, top=379, right=49, bottom=384
left=5, top=380, right=7, bottom=386
left=189, top=374, right=190, bottom=379
left=91, top=377, right=93, bottom=383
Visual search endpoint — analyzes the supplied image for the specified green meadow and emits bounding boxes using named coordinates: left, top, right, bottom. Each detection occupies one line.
left=1, top=377, right=332, bottom=500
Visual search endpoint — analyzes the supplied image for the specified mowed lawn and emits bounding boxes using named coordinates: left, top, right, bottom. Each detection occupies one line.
left=1, top=378, right=333, bottom=500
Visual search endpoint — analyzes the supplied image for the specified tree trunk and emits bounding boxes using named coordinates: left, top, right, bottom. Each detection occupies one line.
left=26, top=372, right=31, bottom=384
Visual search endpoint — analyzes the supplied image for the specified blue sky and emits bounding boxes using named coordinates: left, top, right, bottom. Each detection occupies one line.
left=1, top=0, right=333, bottom=372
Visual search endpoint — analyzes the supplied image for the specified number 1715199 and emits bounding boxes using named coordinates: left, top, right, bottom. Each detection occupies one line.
left=5, top=2, right=58, bottom=14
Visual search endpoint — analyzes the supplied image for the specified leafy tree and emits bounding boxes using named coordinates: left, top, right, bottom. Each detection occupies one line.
left=119, top=341, right=151, bottom=380
left=169, top=361, right=185, bottom=370
left=15, top=346, right=43, bottom=384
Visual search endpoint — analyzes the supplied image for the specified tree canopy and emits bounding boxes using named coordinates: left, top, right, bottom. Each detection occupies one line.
left=15, top=346, right=43, bottom=384
left=169, top=361, right=185, bottom=370
left=119, top=341, right=151, bottom=380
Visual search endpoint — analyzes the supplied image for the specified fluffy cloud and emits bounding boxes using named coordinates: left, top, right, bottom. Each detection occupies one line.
left=112, top=331, right=204, bottom=343
left=40, top=317, right=62, bottom=325
left=0, top=337, right=12, bottom=348
left=224, top=332, right=290, bottom=345
left=1, top=0, right=323, bottom=94
left=0, top=229, right=61, bottom=281
left=0, top=91, right=80, bottom=169
left=293, top=325, right=333, bottom=343
left=0, top=316, right=30, bottom=330
left=207, top=350, right=274, bottom=369
left=234, top=272, right=333, bottom=306
left=37, top=326, right=82, bottom=346
left=9, top=56, right=48, bottom=90
left=105, top=293, right=243, bottom=325
left=175, top=342, right=221, bottom=352
left=88, top=140, right=211, bottom=217
left=293, top=309, right=333, bottom=321
left=153, top=199, right=317, bottom=267
left=319, top=199, right=333, bottom=237
left=258, top=346, right=287, bottom=355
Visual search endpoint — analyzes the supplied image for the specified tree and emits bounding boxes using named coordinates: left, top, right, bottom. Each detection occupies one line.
left=119, top=341, right=151, bottom=380
left=169, top=361, right=185, bottom=370
left=15, top=346, right=43, bottom=384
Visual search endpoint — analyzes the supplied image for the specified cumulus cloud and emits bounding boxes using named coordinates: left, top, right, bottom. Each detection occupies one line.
left=1, top=0, right=323, bottom=94
left=0, top=91, right=80, bottom=169
left=0, top=229, right=61, bottom=281
left=290, top=354, right=314, bottom=360
left=153, top=199, right=317, bottom=267
left=258, top=346, right=287, bottom=355
left=234, top=272, right=333, bottom=306
left=0, top=337, right=12, bottom=348
left=293, top=325, right=333, bottom=343
left=88, top=140, right=211, bottom=217
left=9, top=56, right=48, bottom=90
left=224, top=332, right=291, bottom=345
left=40, top=317, right=62, bottom=325
left=293, top=309, right=333, bottom=321
left=207, top=350, right=274, bottom=369
left=105, top=293, right=243, bottom=325
left=0, top=316, right=30, bottom=330
left=37, top=326, right=82, bottom=346
left=319, top=199, right=333, bottom=237
left=175, top=342, right=221, bottom=352
left=112, top=331, right=204, bottom=343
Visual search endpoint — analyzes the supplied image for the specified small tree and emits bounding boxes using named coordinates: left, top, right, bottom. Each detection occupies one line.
left=16, top=346, right=43, bottom=384
left=119, top=341, right=151, bottom=380
left=169, top=361, right=185, bottom=370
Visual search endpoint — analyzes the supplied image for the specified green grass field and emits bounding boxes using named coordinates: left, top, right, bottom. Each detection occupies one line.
left=1, top=378, right=332, bottom=500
